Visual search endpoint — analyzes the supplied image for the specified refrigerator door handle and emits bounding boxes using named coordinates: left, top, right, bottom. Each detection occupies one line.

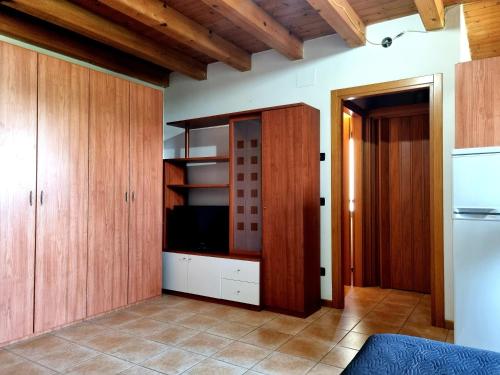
left=454, top=207, right=500, bottom=215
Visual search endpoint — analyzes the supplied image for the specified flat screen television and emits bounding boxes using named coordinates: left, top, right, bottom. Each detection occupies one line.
left=167, top=205, right=229, bottom=253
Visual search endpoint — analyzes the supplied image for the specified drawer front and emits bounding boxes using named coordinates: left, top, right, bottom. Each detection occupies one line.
left=221, top=279, right=260, bottom=305
left=221, top=259, right=259, bottom=283
left=163, top=252, right=188, bottom=292
left=187, top=255, right=221, bottom=299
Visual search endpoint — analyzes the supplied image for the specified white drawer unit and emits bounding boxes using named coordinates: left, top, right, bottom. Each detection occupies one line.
left=163, top=252, right=260, bottom=306
left=221, top=279, right=260, bottom=305
left=221, top=259, right=260, bottom=283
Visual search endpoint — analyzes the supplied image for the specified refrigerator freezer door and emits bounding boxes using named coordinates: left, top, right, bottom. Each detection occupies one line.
left=453, top=219, right=500, bottom=352
left=453, top=153, right=500, bottom=211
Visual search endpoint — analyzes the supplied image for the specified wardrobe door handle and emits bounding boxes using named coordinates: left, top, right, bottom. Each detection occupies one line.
left=125, top=192, right=128, bottom=202
left=40, top=190, right=44, bottom=205
left=131, top=192, right=135, bottom=202
left=29, top=191, right=33, bottom=206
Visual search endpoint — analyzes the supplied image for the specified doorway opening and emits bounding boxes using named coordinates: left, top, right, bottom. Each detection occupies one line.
left=343, top=89, right=431, bottom=293
left=331, top=76, right=445, bottom=327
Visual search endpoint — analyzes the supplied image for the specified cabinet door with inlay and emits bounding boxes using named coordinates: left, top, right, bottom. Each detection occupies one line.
left=35, top=55, right=89, bottom=332
left=0, top=41, right=37, bottom=344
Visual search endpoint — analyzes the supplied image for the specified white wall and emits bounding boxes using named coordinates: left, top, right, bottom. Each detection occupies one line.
left=165, top=7, right=463, bottom=321
left=459, top=5, right=472, bottom=62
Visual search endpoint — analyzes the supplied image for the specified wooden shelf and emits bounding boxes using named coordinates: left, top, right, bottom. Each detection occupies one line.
left=165, top=156, right=229, bottom=164
left=167, top=183, right=229, bottom=189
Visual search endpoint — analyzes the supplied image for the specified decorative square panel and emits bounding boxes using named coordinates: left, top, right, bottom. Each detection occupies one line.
left=232, top=119, right=262, bottom=252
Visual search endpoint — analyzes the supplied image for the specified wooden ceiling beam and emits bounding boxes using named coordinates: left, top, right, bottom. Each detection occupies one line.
left=97, top=0, right=251, bottom=72
left=306, top=0, right=365, bottom=47
left=1, top=0, right=207, bottom=80
left=414, top=0, right=445, bottom=30
left=0, top=6, right=170, bottom=86
left=201, top=0, right=303, bottom=60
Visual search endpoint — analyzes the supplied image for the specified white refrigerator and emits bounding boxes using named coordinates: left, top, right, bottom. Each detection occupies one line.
left=453, top=148, right=500, bottom=352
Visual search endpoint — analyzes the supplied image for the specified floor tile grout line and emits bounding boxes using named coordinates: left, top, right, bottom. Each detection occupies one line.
left=2, top=347, right=65, bottom=374
left=44, top=329, right=175, bottom=374
left=397, top=294, right=428, bottom=335
left=62, top=317, right=312, bottom=374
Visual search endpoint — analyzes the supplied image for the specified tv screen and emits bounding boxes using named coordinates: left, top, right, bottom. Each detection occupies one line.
left=167, top=205, right=229, bottom=253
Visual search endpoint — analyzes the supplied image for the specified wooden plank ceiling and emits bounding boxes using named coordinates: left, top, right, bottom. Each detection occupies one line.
left=0, top=0, right=470, bottom=86
left=463, top=0, right=500, bottom=60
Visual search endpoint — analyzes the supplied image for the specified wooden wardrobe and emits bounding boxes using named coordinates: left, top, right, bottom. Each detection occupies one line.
left=0, top=40, right=163, bottom=345
left=88, top=71, right=163, bottom=316
left=262, top=105, right=321, bottom=317
left=0, top=40, right=37, bottom=344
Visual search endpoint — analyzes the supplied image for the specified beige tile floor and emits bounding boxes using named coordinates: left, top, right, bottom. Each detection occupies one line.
left=0, top=287, right=454, bottom=375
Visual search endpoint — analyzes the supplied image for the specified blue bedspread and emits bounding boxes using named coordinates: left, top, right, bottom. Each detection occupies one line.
left=342, top=334, right=500, bottom=374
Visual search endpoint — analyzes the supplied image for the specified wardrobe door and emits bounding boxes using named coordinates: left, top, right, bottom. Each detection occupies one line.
left=128, top=83, right=163, bottom=303
left=0, top=42, right=37, bottom=344
left=35, top=55, right=89, bottom=332
left=262, top=105, right=320, bottom=316
left=88, top=70, right=130, bottom=316
left=262, top=106, right=305, bottom=313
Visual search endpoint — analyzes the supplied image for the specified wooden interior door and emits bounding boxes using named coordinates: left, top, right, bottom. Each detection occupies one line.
left=378, top=109, right=430, bottom=293
left=35, top=55, right=89, bottom=332
left=0, top=41, right=37, bottom=344
left=128, top=83, right=163, bottom=303
left=88, top=70, right=130, bottom=316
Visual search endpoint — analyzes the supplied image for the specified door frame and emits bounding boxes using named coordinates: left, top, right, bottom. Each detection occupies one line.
left=330, top=75, right=445, bottom=327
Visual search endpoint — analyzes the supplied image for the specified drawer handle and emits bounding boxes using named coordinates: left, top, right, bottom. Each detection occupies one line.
left=236, top=269, right=241, bottom=272
left=236, top=290, right=240, bottom=294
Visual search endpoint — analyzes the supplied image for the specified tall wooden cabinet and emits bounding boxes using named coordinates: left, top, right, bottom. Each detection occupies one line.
left=262, top=105, right=321, bottom=317
left=88, top=71, right=130, bottom=316
left=35, top=55, right=89, bottom=332
left=0, top=42, right=37, bottom=344
left=0, top=40, right=163, bottom=345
